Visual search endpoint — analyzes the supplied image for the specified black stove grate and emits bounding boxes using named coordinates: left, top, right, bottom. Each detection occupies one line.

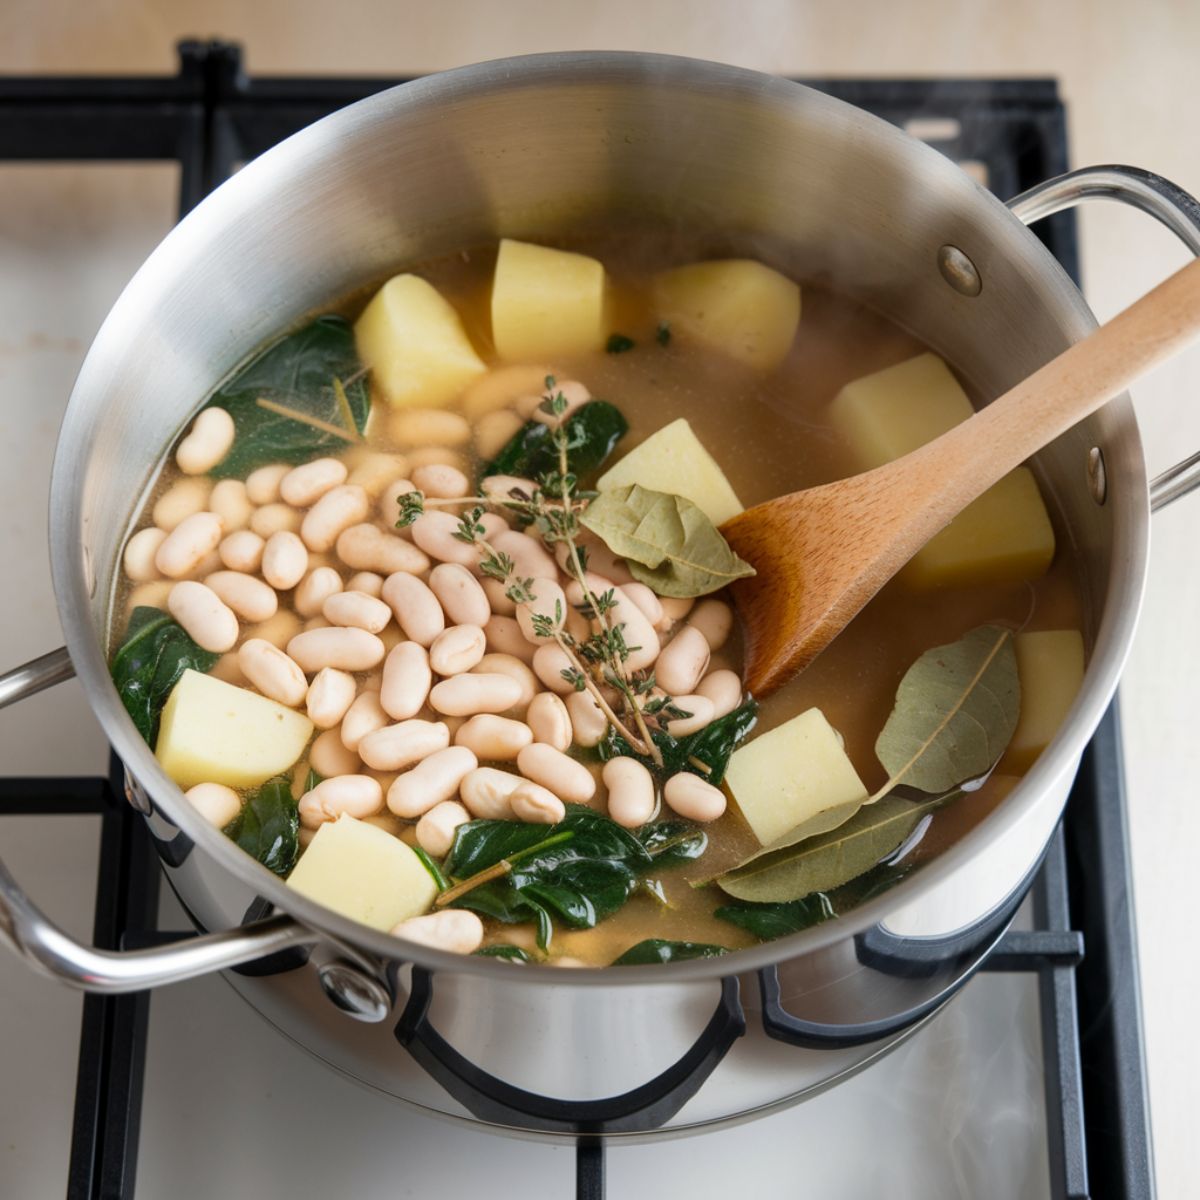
left=0, top=41, right=1153, bottom=1200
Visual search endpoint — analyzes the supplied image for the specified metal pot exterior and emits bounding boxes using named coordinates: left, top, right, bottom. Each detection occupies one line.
left=39, top=53, right=1168, bottom=1127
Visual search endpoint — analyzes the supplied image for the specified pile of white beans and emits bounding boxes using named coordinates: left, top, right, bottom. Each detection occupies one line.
left=120, top=379, right=747, bottom=952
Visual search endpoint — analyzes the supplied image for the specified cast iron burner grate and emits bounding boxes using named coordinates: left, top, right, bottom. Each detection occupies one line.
left=0, top=42, right=1152, bottom=1200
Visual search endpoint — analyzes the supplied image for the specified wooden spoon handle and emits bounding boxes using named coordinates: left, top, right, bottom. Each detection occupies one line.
left=901, top=255, right=1200, bottom=517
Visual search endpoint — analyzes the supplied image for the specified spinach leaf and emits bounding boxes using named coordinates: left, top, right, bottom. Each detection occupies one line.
left=638, top=819, right=708, bottom=867
left=613, top=939, right=728, bottom=965
left=412, top=846, right=450, bottom=892
left=454, top=881, right=554, bottom=951
left=482, top=400, right=628, bottom=482
left=203, top=315, right=369, bottom=479
left=599, top=699, right=758, bottom=785
left=714, top=895, right=836, bottom=941
left=224, top=776, right=299, bottom=877
left=303, top=768, right=322, bottom=794
left=110, top=606, right=219, bottom=744
left=474, top=944, right=534, bottom=963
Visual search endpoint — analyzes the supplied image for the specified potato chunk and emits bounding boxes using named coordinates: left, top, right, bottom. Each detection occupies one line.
left=1005, top=630, right=1085, bottom=771
left=597, top=418, right=743, bottom=526
left=829, top=352, right=1056, bottom=588
left=355, top=274, right=486, bottom=409
left=491, top=239, right=608, bottom=360
left=286, top=815, right=437, bottom=930
left=725, top=707, right=868, bottom=847
left=155, top=669, right=313, bottom=789
left=652, top=259, right=801, bottom=370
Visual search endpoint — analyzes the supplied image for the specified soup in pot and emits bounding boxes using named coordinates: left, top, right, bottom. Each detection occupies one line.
left=108, top=236, right=1085, bottom=967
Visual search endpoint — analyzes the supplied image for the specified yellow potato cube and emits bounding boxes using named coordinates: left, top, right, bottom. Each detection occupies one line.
left=596, top=418, right=743, bottom=526
left=286, top=815, right=438, bottom=930
left=726, top=708, right=869, bottom=847
left=1005, top=630, right=1086, bottom=771
left=829, top=352, right=1056, bottom=588
left=155, top=669, right=313, bottom=790
left=355, top=273, right=487, bottom=409
left=652, top=259, right=801, bottom=370
left=491, top=239, right=608, bottom=360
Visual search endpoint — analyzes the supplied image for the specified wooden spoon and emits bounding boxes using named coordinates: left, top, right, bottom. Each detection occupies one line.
left=722, top=256, right=1200, bottom=697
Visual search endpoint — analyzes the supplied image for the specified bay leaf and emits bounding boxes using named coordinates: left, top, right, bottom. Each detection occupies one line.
left=714, top=791, right=948, bottom=903
left=873, top=624, right=1020, bottom=797
left=580, top=483, right=755, bottom=598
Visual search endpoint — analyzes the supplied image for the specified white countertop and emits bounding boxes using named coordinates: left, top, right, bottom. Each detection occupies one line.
left=1, top=1, right=1197, bottom=1194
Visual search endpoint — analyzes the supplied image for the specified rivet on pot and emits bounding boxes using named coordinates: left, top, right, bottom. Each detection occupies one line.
left=317, top=960, right=393, bottom=1023
left=1087, top=447, right=1108, bottom=505
left=937, top=245, right=982, bottom=297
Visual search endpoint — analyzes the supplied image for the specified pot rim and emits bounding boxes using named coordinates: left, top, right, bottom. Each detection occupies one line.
left=49, top=49, right=1147, bottom=985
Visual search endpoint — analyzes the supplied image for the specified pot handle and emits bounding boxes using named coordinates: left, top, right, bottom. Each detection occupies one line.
left=1007, top=164, right=1200, bottom=511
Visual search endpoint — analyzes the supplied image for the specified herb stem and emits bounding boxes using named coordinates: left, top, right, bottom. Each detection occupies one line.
left=255, top=396, right=361, bottom=443
left=551, top=631, right=649, bottom=755
left=331, top=376, right=362, bottom=441
left=435, top=830, right=576, bottom=907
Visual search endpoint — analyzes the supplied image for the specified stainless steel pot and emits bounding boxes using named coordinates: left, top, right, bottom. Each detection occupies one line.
left=3, top=52, right=1200, bottom=1139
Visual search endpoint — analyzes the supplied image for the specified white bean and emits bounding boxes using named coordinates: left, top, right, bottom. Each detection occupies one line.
left=243, top=609, right=302, bottom=650
left=339, top=690, right=388, bottom=752
left=167, top=581, right=238, bottom=652
left=176, top=407, right=235, bottom=474
left=475, top=409, right=524, bottom=459
left=380, top=572, right=444, bottom=647
left=655, top=625, right=711, bottom=695
left=455, top=714, right=532, bottom=761
left=189, top=549, right=224, bottom=580
left=510, top=783, right=566, bottom=824
left=346, top=452, right=409, bottom=497
left=656, top=594, right=695, bottom=632
left=531, top=379, right=590, bottom=427
left=430, top=672, right=524, bottom=717
left=389, top=407, right=471, bottom=447
left=153, top=477, right=213, bottom=531
left=186, top=782, right=241, bottom=828
left=125, top=580, right=173, bottom=616
left=261, top=530, right=308, bottom=590
left=305, top=667, right=357, bottom=728
left=287, top=627, right=385, bottom=673
left=661, top=693, right=715, bottom=737
left=346, top=571, right=384, bottom=597
left=411, top=463, right=470, bottom=499
left=293, top=566, right=343, bottom=617
left=567, top=689, right=608, bottom=747
left=323, top=589, right=392, bottom=634
left=407, top=446, right=468, bottom=473
left=516, top=578, right=567, bottom=644
left=155, top=512, right=224, bottom=579
left=218, top=529, right=265, bottom=573
left=237, top=638, right=308, bottom=706
left=688, top=599, right=734, bottom=651
left=301, top=484, right=370, bottom=552
left=249, top=502, right=302, bottom=538
left=532, top=643, right=576, bottom=694
left=380, top=642, right=432, bottom=720
left=245, top=463, right=289, bottom=505
left=555, top=534, right=634, bottom=586
left=359, top=719, right=450, bottom=771
left=663, top=772, right=727, bottom=822
left=564, top=575, right=659, bottom=671
left=462, top=363, right=554, bottom=419
left=415, top=800, right=472, bottom=858
left=123, top=527, right=167, bottom=582
left=459, top=767, right=524, bottom=819
left=472, top=653, right=537, bottom=713
left=429, top=625, right=486, bottom=676
left=280, top=457, right=347, bottom=507
left=337, top=523, right=429, bottom=575
left=491, top=529, right=558, bottom=580
left=391, top=909, right=484, bottom=954
left=429, top=563, right=490, bottom=627
left=205, top=570, right=277, bottom=622
left=410, top=510, right=479, bottom=567
left=526, top=692, right=572, bottom=751
left=209, top=479, right=252, bottom=532
left=485, top=615, right=537, bottom=664
left=602, top=758, right=656, bottom=829
left=483, top=577, right=516, bottom=615
left=387, top=745, right=478, bottom=818
left=517, top=743, right=596, bottom=804
left=696, top=670, right=743, bottom=720
left=298, top=775, right=383, bottom=829
left=379, top=478, right=416, bottom=528
left=621, top=582, right=664, bottom=627
left=310, top=727, right=360, bottom=776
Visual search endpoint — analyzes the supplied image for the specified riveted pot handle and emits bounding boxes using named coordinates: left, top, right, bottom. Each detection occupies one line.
left=0, top=646, right=75, bottom=710
left=1007, top=164, right=1200, bottom=511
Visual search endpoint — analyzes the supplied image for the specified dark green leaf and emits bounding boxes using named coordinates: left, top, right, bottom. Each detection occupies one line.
left=606, top=333, right=636, bottom=354
left=203, top=315, right=369, bottom=479
left=613, top=939, right=727, bottom=965
left=638, top=820, right=708, bottom=867
left=482, top=400, right=628, bottom=482
left=224, top=777, right=299, bottom=877
left=412, top=846, right=450, bottom=892
left=474, top=944, right=533, bottom=962
left=443, top=819, right=568, bottom=879
left=110, top=606, right=219, bottom=744
left=453, top=882, right=554, bottom=951
left=599, top=699, right=758, bottom=785
left=714, top=895, right=835, bottom=940
left=303, top=768, right=322, bottom=794
left=655, top=322, right=671, bottom=346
